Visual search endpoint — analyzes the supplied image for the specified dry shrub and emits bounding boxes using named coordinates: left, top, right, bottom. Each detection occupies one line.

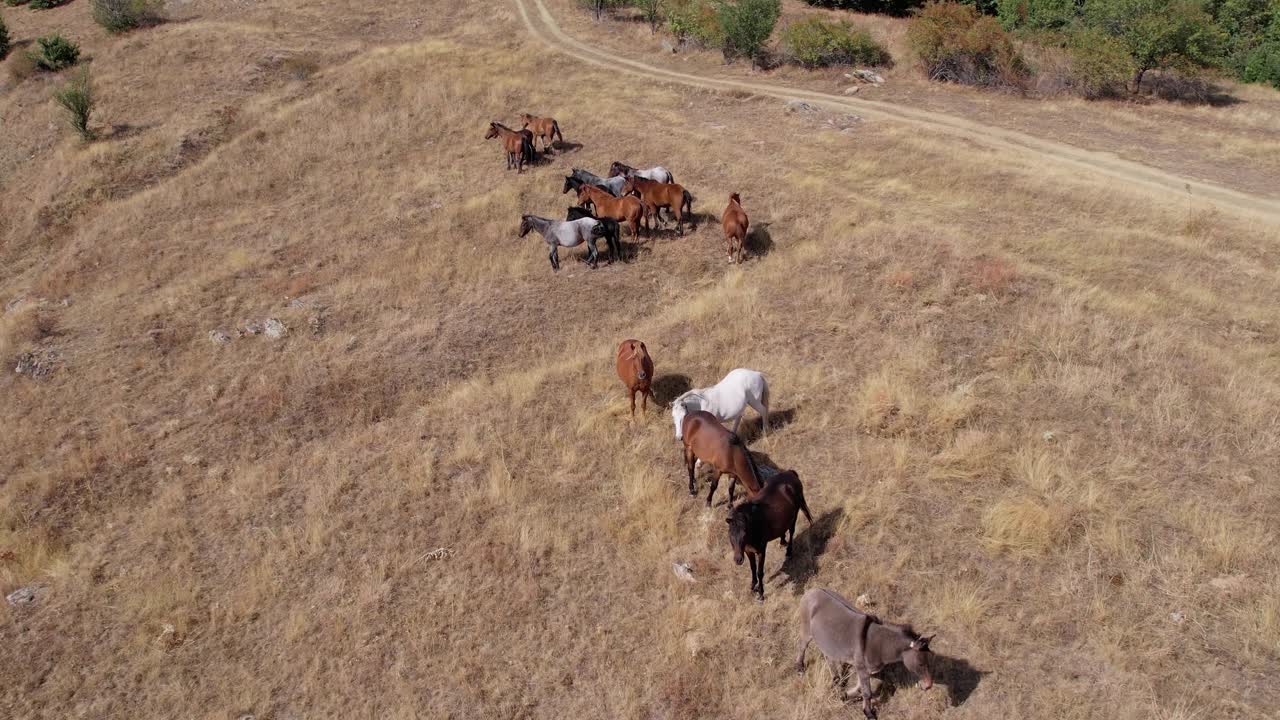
left=856, top=368, right=920, bottom=436
left=907, top=1, right=1029, bottom=88
left=927, top=429, right=1004, bottom=482
left=971, top=256, right=1019, bottom=294
left=887, top=268, right=916, bottom=288
left=6, top=47, right=37, bottom=82
left=981, top=495, right=1072, bottom=555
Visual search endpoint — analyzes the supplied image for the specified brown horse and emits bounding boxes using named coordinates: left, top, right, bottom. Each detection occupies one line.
left=616, top=339, right=655, bottom=417
left=622, top=176, right=694, bottom=236
left=577, top=185, right=644, bottom=240
left=796, top=588, right=934, bottom=719
left=520, top=113, right=563, bottom=153
left=681, top=410, right=761, bottom=508
left=484, top=121, right=535, bottom=173
left=726, top=469, right=811, bottom=601
left=722, top=192, right=749, bottom=264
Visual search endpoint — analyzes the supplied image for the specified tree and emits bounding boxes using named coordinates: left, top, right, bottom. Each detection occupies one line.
left=636, top=0, right=663, bottom=31
left=718, top=0, right=780, bottom=68
left=997, top=0, right=1082, bottom=30
left=1084, top=0, right=1225, bottom=92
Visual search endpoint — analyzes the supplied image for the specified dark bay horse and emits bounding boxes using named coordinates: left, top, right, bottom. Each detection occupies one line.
left=725, top=469, right=811, bottom=601
left=485, top=122, right=535, bottom=173
left=622, top=176, right=693, bottom=236
left=681, top=410, right=761, bottom=508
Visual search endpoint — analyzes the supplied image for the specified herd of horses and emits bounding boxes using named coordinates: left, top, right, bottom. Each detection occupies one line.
left=493, top=114, right=937, bottom=718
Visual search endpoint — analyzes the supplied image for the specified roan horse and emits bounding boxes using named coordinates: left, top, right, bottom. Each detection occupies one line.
left=616, top=339, right=655, bottom=417
left=566, top=206, right=622, bottom=263
left=518, top=214, right=608, bottom=271
left=726, top=469, right=811, bottom=601
left=796, top=588, right=935, bottom=719
left=672, top=368, right=770, bottom=440
left=520, top=113, right=563, bottom=153
left=576, top=184, right=644, bottom=241
left=722, top=192, right=749, bottom=264
left=621, top=176, right=694, bottom=236
left=608, top=161, right=674, bottom=184
left=681, top=410, right=761, bottom=507
left=562, top=168, right=625, bottom=197
left=485, top=122, right=535, bottom=173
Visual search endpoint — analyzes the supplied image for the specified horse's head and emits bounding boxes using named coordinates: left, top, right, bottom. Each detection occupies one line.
left=671, top=392, right=695, bottom=439
left=730, top=192, right=741, bottom=205
left=562, top=176, right=576, bottom=194
left=608, top=162, right=628, bottom=178
left=575, top=185, right=595, bottom=206
left=621, top=177, right=637, bottom=195
left=902, top=632, right=936, bottom=691
left=484, top=123, right=499, bottom=139
left=519, top=113, right=533, bottom=126
left=725, top=504, right=756, bottom=565
left=518, top=215, right=533, bottom=238
left=632, top=342, right=648, bottom=380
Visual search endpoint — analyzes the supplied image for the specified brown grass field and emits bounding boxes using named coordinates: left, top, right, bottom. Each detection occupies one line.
left=2, top=0, right=1279, bottom=718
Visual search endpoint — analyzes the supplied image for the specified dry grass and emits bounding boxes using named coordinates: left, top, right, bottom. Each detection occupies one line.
left=1, top=0, right=1279, bottom=718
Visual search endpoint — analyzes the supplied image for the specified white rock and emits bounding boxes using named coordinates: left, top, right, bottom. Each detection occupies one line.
left=209, top=330, right=231, bottom=345
left=785, top=100, right=818, bottom=113
left=672, top=562, right=696, bottom=583
left=264, top=318, right=287, bottom=339
left=843, top=86, right=861, bottom=95
left=6, top=587, right=39, bottom=606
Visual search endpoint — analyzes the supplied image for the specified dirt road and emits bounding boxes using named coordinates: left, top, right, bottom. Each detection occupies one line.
left=515, top=0, right=1280, bottom=225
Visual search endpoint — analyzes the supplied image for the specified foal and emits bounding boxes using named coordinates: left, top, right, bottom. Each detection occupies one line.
left=722, top=193, right=749, bottom=264
left=726, top=469, right=811, bottom=601
left=622, top=176, right=694, bottom=236
left=615, top=339, right=655, bottom=417
left=576, top=185, right=644, bottom=240
left=520, top=113, right=563, bottom=153
left=485, top=122, right=535, bottom=173
left=681, top=410, right=761, bottom=508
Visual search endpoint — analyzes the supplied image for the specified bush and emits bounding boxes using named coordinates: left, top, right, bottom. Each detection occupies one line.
left=1067, top=27, right=1135, bottom=96
left=54, top=69, right=94, bottom=140
left=782, top=16, right=892, bottom=66
left=718, top=0, right=780, bottom=67
left=1083, top=0, right=1225, bottom=92
left=32, top=33, right=79, bottom=70
left=997, top=0, right=1079, bottom=30
left=1241, top=37, right=1280, bottom=87
left=800, top=0, right=926, bottom=16
left=6, top=45, right=36, bottom=80
left=0, top=13, right=9, bottom=62
left=91, top=0, right=164, bottom=33
left=11, top=0, right=72, bottom=8
left=667, top=0, right=723, bottom=47
left=908, top=1, right=1029, bottom=86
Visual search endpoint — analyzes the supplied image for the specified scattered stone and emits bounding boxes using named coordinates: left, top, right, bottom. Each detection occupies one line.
left=1169, top=611, right=1186, bottom=625
left=14, top=350, right=58, bottom=379
left=843, top=86, right=862, bottom=95
left=1208, top=574, right=1249, bottom=593
left=308, top=315, right=325, bottom=336
left=785, top=100, right=818, bottom=114
left=263, top=318, right=287, bottom=339
left=209, top=330, right=232, bottom=346
left=241, top=321, right=263, bottom=337
left=1042, top=431, right=1057, bottom=443
left=6, top=586, right=39, bottom=607
left=672, top=562, right=696, bottom=583
left=5, top=297, right=26, bottom=314
left=158, top=623, right=177, bottom=647
left=182, top=454, right=203, bottom=467
left=845, top=69, right=885, bottom=84
left=856, top=593, right=874, bottom=608
left=685, top=631, right=706, bottom=657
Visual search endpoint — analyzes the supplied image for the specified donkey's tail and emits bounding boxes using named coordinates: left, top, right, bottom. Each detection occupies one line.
left=793, top=477, right=813, bottom=525
left=552, top=120, right=564, bottom=144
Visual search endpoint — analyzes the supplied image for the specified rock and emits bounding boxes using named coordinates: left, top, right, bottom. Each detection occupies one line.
left=685, top=631, right=706, bottom=657
left=6, top=586, right=39, bottom=606
left=263, top=318, right=287, bottom=339
left=843, top=86, right=862, bottom=95
left=241, top=321, right=263, bottom=336
left=847, top=69, right=885, bottom=84
left=158, top=623, right=178, bottom=647
left=1208, top=574, right=1248, bottom=593
left=1169, top=611, right=1186, bottom=625
left=208, top=330, right=231, bottom=346
left=308, top=315, right=325, bottom=336
left=182, top=454, right=203, bottom=467
left=14, top=350, right=58, bottom=379
left=1042, top=431, right=1057, bottom=443
left=785, top=100, right=818, bottom=114
left=4, top=297, right=26, bottom=314
left=672, top=562, right=696, bottom=583
left=856, top=593, right=874, bottom=608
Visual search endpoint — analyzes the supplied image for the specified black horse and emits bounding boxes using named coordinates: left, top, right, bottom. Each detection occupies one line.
left=566, top=206, right=623, bottom=263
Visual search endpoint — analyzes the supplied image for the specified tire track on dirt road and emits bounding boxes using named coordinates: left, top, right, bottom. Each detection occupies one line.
left=515, top=0, right=1280, bottom=225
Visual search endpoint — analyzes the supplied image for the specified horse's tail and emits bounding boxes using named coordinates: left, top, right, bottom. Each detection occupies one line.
left=552, top=120, right=563, bottom=144
left=732, top=434, right=762, bottom=493
left=792, top=475, right=813, bottom=524
left=522, top=136, right=536, bottom=165
left=666, top=171, right=675, bottom=185
left=682, top=189, right=694, bottom=218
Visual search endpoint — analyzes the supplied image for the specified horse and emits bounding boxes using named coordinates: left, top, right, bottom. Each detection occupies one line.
left=621, top=176, right=693, bottom=236
left=608, top=161, right=674, bottom=184
left=485, top=122, right=535, bottom=173
left=616, top=339, right=655, bottom=417
left=566, top=206, right=622, bottom=263
left=722, top=193, right=749, bottom=264
left=681, top=410, right=762, bottom=508
left=517, top=214, right=608, bottom=271
left=563, top=168, right=626, bottom=197
left=576, top=184, right=644, bottom=241
left=672, top=368, right=770, bottom=440
left=796, top=588, right=935, bottom=719
left=726, top=469, right=811, bottom=601
left=520, top=113, right=563, bottom=153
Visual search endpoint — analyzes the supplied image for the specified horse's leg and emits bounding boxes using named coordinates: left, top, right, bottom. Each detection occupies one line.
left=747, top=552, right=758, bottom=595
left=856, top=670, right=877, bottom=719
left=747, top=397, right=768, bottom=438
left=549, top=245, right=560, bottom=272
left=685, top=448, right=697, bottom=496
left=706, top=472, right=719, bottom=508
left=640, top=389, right=648, bottom=414
left=587, top=237, right=598, bottom=269
left=728, top=476, right=736, bottom=506
left=795, top=634, right=812, bottom=675
left=755, top=545, right=767, bottom=601
left=629, top=389, right=636, bottom=417
left=732, top=414, right=743, bottom=436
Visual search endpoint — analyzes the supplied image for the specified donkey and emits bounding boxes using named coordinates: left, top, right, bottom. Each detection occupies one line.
left=616, top=339, right=655, bottom=417
left=681, top=410, right=761, bottom=508
left=726, top=469, right=811, bottom=601
left=722, top=192, right=749, bottom=264
left=672, top=368, right=770, bottom=440
left=796, top=588, right=935, bottom=719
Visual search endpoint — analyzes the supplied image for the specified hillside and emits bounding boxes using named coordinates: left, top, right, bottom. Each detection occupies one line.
left=2, top=0, right=1279, bottom=718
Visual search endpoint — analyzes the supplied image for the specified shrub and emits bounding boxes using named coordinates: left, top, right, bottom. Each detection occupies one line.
left=1067, top=27, right=1135, bottom=96
left=54, top=69, right=95, bottom=140
left=800, top=0, right=926, bottom=16
left=717, top=0, right=780, bottom=67
left=0, top=13, right=9, bottom=62
left=17, top=0, right=72, bottom=8
left=996, top=0, right=1079, bottom=30
left=32, top=33, right=79, bottom=70
left=908, top=1, right=1029, bottom=86
left=667, top=0, right=723, bottom=46
left=782, top=16, right=892, bottom=67
left=91, top=0, right=164, bottom=33
left=6, top=45, right=36, bottom=80
left=1241, top=37, right=1280, bottom=87
left=1083, top=0, right=1226, bottom=92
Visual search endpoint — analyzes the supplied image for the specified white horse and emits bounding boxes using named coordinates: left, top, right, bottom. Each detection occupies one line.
left=609, top=161, right=674, bottom=185
left=672, top=368, right=770, bottom=440
left=518, top=214, right=608, bottom=271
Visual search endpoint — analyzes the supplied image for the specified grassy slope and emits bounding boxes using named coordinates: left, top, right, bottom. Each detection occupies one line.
left=2, top=1, right=1279, bottom=718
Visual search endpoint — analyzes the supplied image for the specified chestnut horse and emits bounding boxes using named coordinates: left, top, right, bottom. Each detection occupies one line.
left=681, top=410, right=761, bottom=508
left=485, top=121, right=535, bottom=173
left=616, top=339, right=655, bottom=417
left=722, top=193, right=749, bottom=264
left=520, top=113, right=563, bottom=153
left=576, top=184, right=644, bottom=240
left=622, top=176, right=694, bottom=236
left=726, top=469, right=811, bottom=601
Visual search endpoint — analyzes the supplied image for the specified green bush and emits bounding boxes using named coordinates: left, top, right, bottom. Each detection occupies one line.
left=1067, top=27, right=1135, bottom=96
left=996, top=0, right=1079, bottom=30
left=54, top=69, right=94, bottom=140
left=782, top=16, right=892, bottom=66
left=0, top=13, right=10, bottom=61
left=908, top=1, right=1029, bottom=86
left=717, top=0, right=780, bottom=67
left=91, top=0, right=165, bottom=33
left=32, top=33, right=79, bottom=70
left=1083, top=0, right=1225, bottom=91
left=667, top=0, right=724, bottom=46
left=800, top=0, right=926, bottom=16
left=24, top=0, right=72, bottom=8
left=1241, top=36, right=1280, bottom=86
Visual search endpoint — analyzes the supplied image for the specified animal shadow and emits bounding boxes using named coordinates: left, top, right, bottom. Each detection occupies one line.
left=550, top=140, right=584, bottom=153
left=652, top=374, right=691, bottom=405
left=737, top=406, right=797, bottom=445
left=869, top=653, right=986, bottom=709
left=775, top=507, right=843, bottom=595
left=745, top=222, right=774, bottom=258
